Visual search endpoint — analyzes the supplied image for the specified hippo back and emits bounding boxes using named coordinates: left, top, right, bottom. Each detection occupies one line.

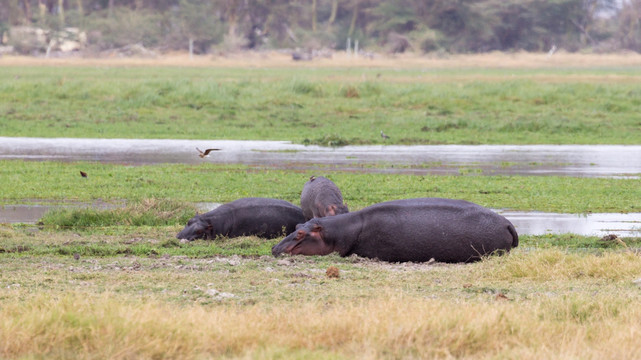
left=178, top=197, right=305, bottom=240
left=300, top=176, right=348, bottom=220
left=225, top=198, right=305, bottom=238
left=326, top=198, right=518, bottom=263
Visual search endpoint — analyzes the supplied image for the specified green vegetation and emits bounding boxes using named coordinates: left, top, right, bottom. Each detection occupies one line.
left=2, top=62, right=641, bottom=358
left=2, top=160, right=641, bottom=214
left=1, top=224, right=639, bottom=259
left=2, top=66, right=641, bottom=144
left=39, top=198, right=197, bottom=228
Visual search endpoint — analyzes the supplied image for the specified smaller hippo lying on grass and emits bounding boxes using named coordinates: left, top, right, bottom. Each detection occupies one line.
left=177, top=197, right=305, bottom=241
left=300, top=176, right=349, bottom=221
left=272, top=198, right=518, bottom=263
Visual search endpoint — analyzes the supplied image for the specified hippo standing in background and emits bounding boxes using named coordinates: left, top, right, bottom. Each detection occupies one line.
left=272, top=198, right=518, bottom=263
left=177, top=198, right=305, bottom=241
left=300, top=176, right=349, bottom=221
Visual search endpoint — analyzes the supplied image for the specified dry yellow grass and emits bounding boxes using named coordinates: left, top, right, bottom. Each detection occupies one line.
left=2, top=50, right=641, bottom=69
left=482, top=249, right=641, bottom=281
left=1, top=247, right=641, bottom=359
left=2, top=290, right=641, bottom=359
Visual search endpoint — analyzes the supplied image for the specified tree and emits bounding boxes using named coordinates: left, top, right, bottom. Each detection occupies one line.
left=617, top=0, right=641, bottom=51
left=178, top=0, right=219, bottom=56
left=312, top=0, right=317, bottom=31
left=327, top=0, right=338, bottom=28
left=367, top=0, right=419, bottom=36
left=347, top=0, right=358, bottom=37
left=22, top=0, right=33, bottom=23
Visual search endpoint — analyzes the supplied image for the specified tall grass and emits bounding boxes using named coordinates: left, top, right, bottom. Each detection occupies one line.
left=39, top=198, right=196, bottom=228
left=2, top=290, right=640, bottom=359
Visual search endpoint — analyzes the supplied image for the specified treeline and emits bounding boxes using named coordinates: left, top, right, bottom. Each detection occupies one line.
left=2, top=0, right=641, bottom=54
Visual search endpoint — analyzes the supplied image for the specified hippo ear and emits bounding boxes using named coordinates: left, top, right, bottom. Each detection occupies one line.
left=325, top=205, right=336, bottom=216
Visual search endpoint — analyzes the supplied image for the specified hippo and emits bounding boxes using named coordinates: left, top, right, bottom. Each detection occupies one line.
left=272, top=198, right=518, bottom=263
left=300, top=176, right=349, bottom=221
left=177, top=198, right=305, bottom=241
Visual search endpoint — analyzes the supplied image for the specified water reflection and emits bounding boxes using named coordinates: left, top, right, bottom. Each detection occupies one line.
left=495, top=210, right=641, bottom=237
left=1, top=137, right=640, bottom=178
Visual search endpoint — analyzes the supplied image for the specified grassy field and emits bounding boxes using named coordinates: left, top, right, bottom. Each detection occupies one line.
left=1, top=53, right=641, bottom=145
left=2, top=54, right=641, bottom=358
left=2, top=160, right=641, bottom=213
left=1, top=159, right=640, bottom=359
left=1, top=225, right=641, bottom=359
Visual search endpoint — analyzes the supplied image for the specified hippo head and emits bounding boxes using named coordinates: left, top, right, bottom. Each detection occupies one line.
left=176, top=214, right=213, bottom=241
left=272, top=221, right=334, bottom=257
left=325, top=204, right=349, bottom=217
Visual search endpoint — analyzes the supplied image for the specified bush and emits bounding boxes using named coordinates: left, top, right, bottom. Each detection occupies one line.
left=8, top=26, right=47, bottom=54
left=84, top=8, right=165, bottom=50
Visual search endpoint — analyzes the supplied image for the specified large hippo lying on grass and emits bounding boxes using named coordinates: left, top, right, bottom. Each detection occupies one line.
left=272, top=198, right=518, bottom=263
left=300, top=176, right=349, bottom=221
left=177, top=198, right=305, bottom=241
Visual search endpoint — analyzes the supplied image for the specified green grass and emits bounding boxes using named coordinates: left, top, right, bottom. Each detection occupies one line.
left=1, top=224, right=638, bottom=259
left=38, top=198, right=197, bottom=228
left=2, top=62, right=641, bottom=358
left=2, top=66, right=641, bottom=144
left=2, top=160, right=641, bottom=214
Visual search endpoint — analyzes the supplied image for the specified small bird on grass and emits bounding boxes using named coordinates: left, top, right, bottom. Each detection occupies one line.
left=196, top=147, right=221, bottom=158
left=80, top=171, right=88, bottom=178
left=380, top=130, right=390, bottom=140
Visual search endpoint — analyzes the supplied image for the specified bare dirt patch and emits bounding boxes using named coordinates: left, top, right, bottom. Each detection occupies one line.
left=2, top=51, right=641, bottom=69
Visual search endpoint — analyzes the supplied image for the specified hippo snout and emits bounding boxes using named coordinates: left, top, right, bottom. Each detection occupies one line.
left=271, top=243, right=285, bottom=257
left=176, top=232, right=193, bottom=241
left=272, top=234, right=295, bottom=257
left=176, top=226, right=200, bottom=241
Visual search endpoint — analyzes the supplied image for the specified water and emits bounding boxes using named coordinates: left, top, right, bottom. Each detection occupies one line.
left=494, top=210, right=641, bottom=238
left=2, top=137, right=639, bottom=237
left=1, top=137, right=640, bottom=178
left=1, top=202, right=639, bottom=238
left=0, top=200, right=123, bottom=224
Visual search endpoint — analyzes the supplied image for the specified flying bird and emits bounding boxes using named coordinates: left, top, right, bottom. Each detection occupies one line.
left=80, top=171, right=88, bottom=178
left=380, top=130, right=390, bottom=140
left=196, top=147, right=221, bottom=158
